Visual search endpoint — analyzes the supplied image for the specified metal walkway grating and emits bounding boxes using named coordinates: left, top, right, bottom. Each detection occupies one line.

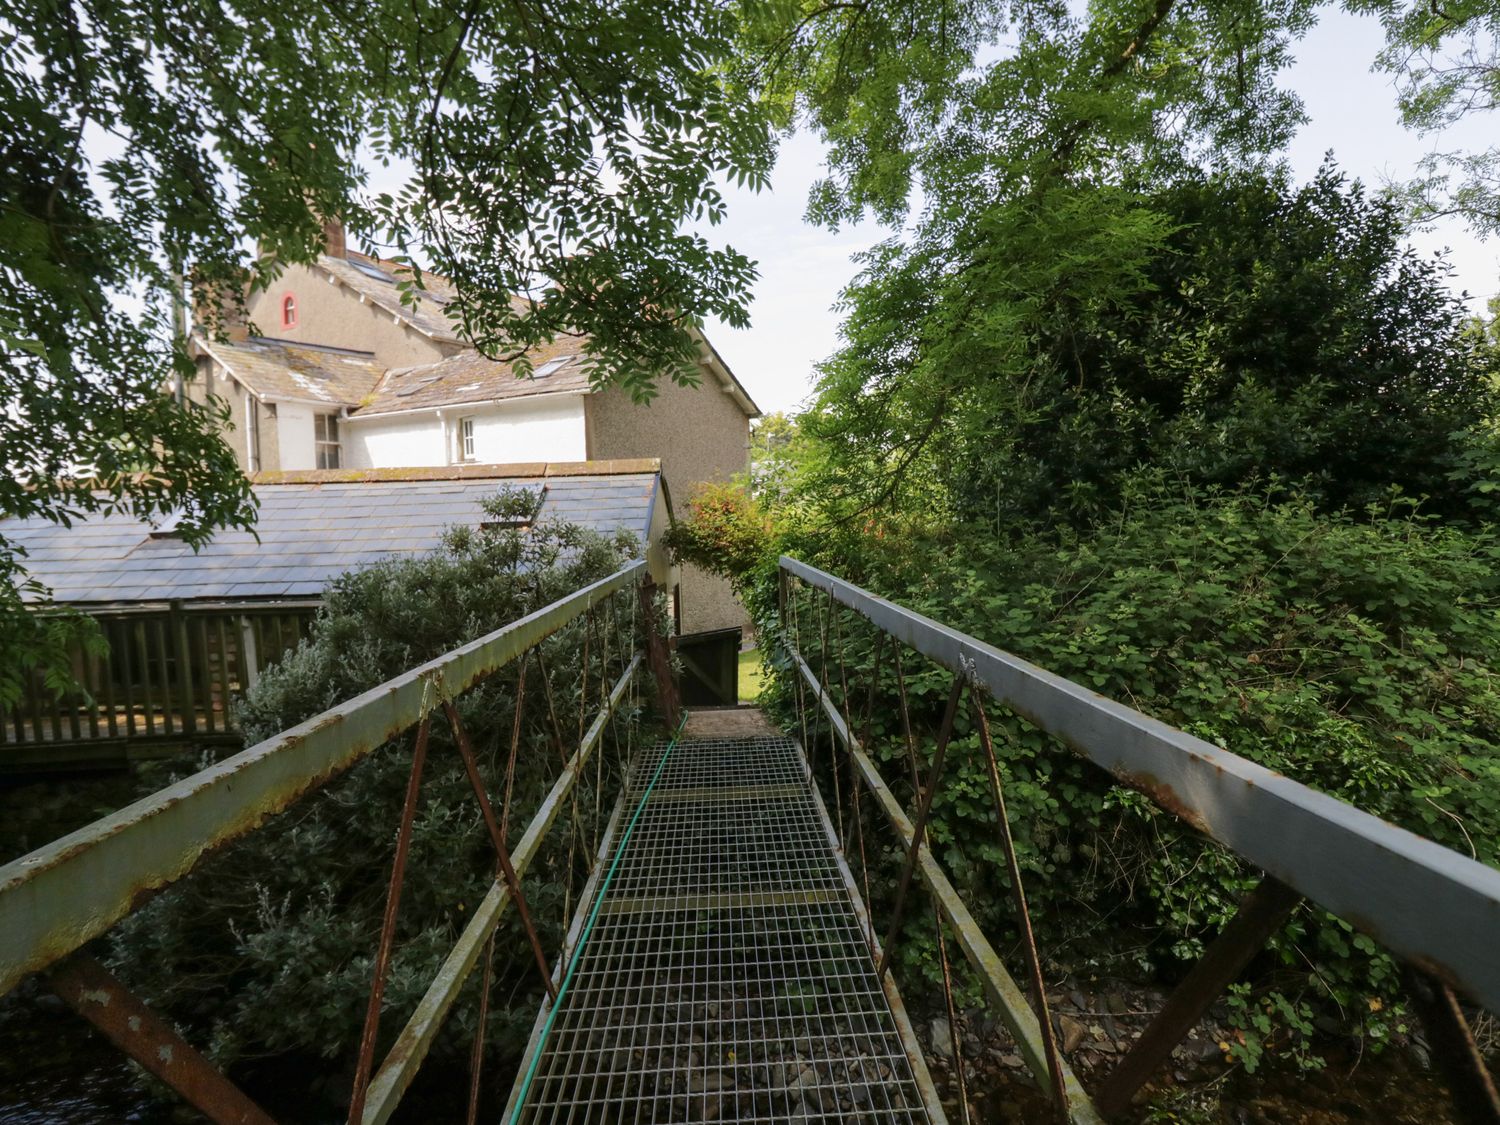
left=508, top=733, right=942, bottom=1123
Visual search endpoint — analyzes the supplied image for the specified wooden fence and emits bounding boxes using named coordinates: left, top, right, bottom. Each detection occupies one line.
left=2, top=602, right=317, bottom=771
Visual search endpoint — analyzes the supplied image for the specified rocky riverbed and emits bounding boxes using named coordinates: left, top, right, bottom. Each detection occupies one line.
left=914, top=977, right=1472, bottom=1124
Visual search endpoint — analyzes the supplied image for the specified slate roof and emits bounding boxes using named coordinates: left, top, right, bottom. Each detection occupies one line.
left=357, top=340, right=592, bottom=416
left=202, top=337, right=386, bottom=406
left=2, top=466, right=660, bottom=605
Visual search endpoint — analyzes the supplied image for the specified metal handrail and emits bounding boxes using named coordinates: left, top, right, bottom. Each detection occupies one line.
left=781, top=555, right=1500, bottom=1013
left=780, top=555, right=1500, bottom=1123
left=0, top=559, right=647, bottom=997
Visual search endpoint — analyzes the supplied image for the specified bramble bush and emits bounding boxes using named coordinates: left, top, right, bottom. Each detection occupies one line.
left=108, top=490, right=649, bottom=1086
left=736, top=481, right=1500, bottom=1069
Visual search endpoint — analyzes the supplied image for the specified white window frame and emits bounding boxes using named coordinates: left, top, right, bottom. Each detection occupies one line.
left=315, top=413, right=342, bottom=469
left=459, top=416, right=476, bottom=462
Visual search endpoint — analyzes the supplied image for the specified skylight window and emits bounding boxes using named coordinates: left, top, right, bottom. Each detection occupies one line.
left=346, top=257, right=394, bottom=284
left=147, top=506, right=198, bottom=539
left=394, top=375, right=443, bottom=397
left=532, top=355, right=577, bottom=378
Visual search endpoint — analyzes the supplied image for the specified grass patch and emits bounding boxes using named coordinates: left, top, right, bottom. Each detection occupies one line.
left=738, top=647, right=763, bottom=702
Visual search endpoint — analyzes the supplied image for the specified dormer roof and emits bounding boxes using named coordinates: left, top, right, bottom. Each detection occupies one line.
left=356, top=338, right=592, bottom=417
left=215, top=248, right=759, bottom=418
left=197, top=336, right=386, bottom=405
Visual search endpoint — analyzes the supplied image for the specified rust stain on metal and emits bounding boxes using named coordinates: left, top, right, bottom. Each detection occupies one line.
left=347, top=715, right=431, bottom=1125
left=1111, top=769, right=1213, bottom=837
left=48, top=954, right=275, bottom=1125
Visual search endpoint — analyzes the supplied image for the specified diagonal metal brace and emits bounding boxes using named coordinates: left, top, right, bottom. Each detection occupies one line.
left=877, top=674, right=965, bottom=980
left=49, top=953, right=275, bottom=1125
left=441, top=699, right=558, bottom=1003
left=1094, top=877, right=1302, bottom=1118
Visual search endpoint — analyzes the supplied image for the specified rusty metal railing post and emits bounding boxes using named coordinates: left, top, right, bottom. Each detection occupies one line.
left=970, top=683, right=1069, bottom=1120
left=348, top=711, right=433, bottom=1124
left=850, top=632, right=887, bottom=954
left=499, top=657, right=528, bottom=846
left=934, top=910, right=972, bottom=1125
left=1401, top=967, right=1500, bottom=1125
left=465, top=929, right=496, bottom=1125
left=636, top=576, right=680, bottom=729
left=786, top=574, right=811, bottom=752
left=877, top=674, right=964, bottom=979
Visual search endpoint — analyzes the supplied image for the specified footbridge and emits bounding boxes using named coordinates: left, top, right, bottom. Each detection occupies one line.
left=2, top=558, right=1498, bottom=1124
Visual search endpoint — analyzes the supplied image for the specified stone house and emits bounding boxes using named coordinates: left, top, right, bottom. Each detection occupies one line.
left=186, top=222, right=758, bottom=633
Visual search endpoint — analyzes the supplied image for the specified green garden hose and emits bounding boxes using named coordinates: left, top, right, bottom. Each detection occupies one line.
left=505, top=712, right=689, bottom=1123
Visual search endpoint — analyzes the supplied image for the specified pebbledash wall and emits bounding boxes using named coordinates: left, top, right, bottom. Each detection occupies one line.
left=587, top=342, right=751, bottom=635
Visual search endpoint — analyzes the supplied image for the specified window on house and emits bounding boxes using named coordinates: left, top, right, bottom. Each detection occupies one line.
left=148, top=506, right=192, bottom=539
left=315, top=413, right=341, bottom=469
left=347, top=256, right=395, bottom=284
left=282, top=294, right=297, bottom=327
left=459, top=416, right=475, bottom=461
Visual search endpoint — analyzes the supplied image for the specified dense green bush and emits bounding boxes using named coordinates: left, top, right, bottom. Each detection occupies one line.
left=760, top=482, right=1500, bottom=1068
left=108, top=492, right=648, bottom=1078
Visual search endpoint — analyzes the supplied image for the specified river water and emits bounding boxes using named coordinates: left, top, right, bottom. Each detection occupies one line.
left=1, top=770, right=181, bottom=1124
left=0, top=993, right=169, bottom=1124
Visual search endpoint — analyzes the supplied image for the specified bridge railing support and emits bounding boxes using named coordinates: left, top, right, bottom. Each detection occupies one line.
left=778, top=555, right=1500, bottom=1125
left=0, top=559, right=682, bottom=1125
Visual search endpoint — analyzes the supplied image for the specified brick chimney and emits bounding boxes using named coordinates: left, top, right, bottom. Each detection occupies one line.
left=191, top=269, right=251, bottom=342
left=322, top=216, right=346, bottom=259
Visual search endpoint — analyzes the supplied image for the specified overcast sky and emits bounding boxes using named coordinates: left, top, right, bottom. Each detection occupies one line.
left=705, top=9, right=1500, bottom=417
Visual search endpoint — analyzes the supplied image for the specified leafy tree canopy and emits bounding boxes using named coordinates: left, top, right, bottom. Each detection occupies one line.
left=740, top=1, right=1498, bottom=529
left=1352, top=0, right=1500, bottom=234
left=742, top=0, right=1316, bottom=227
left=808, top=164, right=1500, bottom=528
left=1, top=0, right=775, bottom=699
